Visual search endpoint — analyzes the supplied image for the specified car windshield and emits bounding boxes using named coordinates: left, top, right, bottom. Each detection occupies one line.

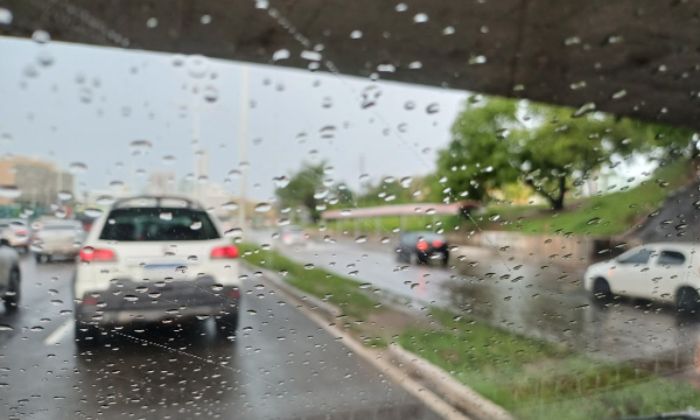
left=3, top=2, right=700, bottom=420
left=99, top=208, right=219, bottom=241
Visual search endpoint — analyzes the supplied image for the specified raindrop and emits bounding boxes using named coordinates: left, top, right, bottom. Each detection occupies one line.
left=413, top=13, right=428, bottom=23
left=224, top=227, right=243, bottom=238
left=22, top=65, right=39, bottom=78
left=0, top=186, right=21, bottom=199
left=0, top=8, right=12, bottom=25
left=203, top=86, right=218, bottom=103
left=0, top=324, right=14, bottom=332
left=404, top=101, right=415, bottom=111
left=350, top=30, right=363, bottom=39
left=304, top=263, right=315, bottom=270
left=400, top=176, right=412, bottom=187
left=159, top=212, right=173, bottom=221
left=426, top=103, right=440, bottom=114
left=272, top=49, right=290, bottom=62
left=355, top=236, right=367, bottom=244
left=442, top=26, right=455, bottom=35
left=572, top=102, right=596, bottom=118
left=273, top=175, right=290, bottom=188
left=200, top=14, right=212, bottom=25
left=361, top=85, right=381, bottom=109
left=408, top=61, right=423, bottom=69
left=129, top=139, right=153, bottom=155
left=36, top=51, right=54, bottom=67
left=222, top=201, right=239, bottom=211
left=395, top=3, right=408, bottom=12
left=146, top=17, right=158, bottom=28
left=96, top=195, right=115, bottom=206
left=186, top=55, right=210, bottom=79
left=611, top=89, right=627, bottom=100
left=586, top=217, right=601, bottom=225
left=255, top=202, right=272, bottom=213
left=31, top=29, right=51, bottom=44
left=162, top=154, right=176, bottom=164
left=84, top=208, right=103, bottom=218
left=69, top=162, right=88, bottom=174
left=30, top=325, right=44, bottom=332
left=300, top=50, right=322, bottom=61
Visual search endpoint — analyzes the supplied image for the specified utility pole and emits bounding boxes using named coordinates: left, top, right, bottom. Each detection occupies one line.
left=237, top=66, right=250, bottom=233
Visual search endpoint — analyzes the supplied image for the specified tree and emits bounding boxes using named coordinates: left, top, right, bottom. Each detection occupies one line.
left=438, top=96, right=691, bottom=210
left=275, top=163, right=325, bottom=224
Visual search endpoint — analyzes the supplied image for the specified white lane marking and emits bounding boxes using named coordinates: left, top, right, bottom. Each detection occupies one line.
left=43, top=319, right=73, bottom=346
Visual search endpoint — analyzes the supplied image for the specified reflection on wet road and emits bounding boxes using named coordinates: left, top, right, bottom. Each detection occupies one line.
left=0, top=256, right=439, bottom=419
left=264, top=232, right=700, bottom=368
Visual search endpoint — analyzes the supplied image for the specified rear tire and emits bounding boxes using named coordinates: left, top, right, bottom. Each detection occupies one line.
left=591, top=278, right=612, bottom=303
left=3, top=268, right=20, bottom=312
left=215, top=313, right=238, bottom=341
left=676, top=287, right=700, bottom=315
left=74, top=322, right=100, bottom=350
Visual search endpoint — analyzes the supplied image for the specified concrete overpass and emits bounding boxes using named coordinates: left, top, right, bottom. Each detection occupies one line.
left=2, top=0, right=699, bottom=129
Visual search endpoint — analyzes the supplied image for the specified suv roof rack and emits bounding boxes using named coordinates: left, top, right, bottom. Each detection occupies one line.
left=111, top=195, right=203, bottom=210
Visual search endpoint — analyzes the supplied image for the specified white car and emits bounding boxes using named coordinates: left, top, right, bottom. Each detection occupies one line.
left=31, top=219, right=85, bottom=263
left=0, top=218, right=30, bottom=253
left=73, top=196, right=241, bottom=347
left=584, top=243, right=700, bottom=312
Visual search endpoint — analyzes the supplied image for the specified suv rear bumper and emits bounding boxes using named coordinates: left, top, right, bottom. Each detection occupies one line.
left=74, top=278, right=240, bottom=325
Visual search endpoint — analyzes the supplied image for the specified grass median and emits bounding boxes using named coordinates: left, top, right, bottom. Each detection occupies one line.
left=237, top=242, right=378, bottom=321
left=400, top=308, right=700, bottom=419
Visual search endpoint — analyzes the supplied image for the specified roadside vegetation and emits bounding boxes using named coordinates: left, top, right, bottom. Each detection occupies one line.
left=240, top=242, right=700, bottom=419
left=400, top=308, right=700, bottom=419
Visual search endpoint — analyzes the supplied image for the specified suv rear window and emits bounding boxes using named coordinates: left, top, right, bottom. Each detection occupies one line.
left=99, top=207, right=219, bottom=241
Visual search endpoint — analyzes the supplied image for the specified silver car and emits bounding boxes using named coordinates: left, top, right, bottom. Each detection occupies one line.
left=31, top=219, right=85, bottom=263
left=0, top=218, right=30, bottom=253
left=0, top=238, right=21, bottom=312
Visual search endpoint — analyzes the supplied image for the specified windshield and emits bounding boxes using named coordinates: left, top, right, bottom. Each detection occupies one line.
left=2, top=2, right=700, bottom=420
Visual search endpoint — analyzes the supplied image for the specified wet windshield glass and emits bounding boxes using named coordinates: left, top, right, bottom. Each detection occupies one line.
left=2, top=2, right=700, bottom=420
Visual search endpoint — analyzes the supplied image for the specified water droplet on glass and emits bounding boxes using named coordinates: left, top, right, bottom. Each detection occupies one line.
left=0, top=324, right=14, bottom=332
left=57, top=190, right=73, bottom=201
left=273, top=175, right=290, bottom=188
left=203, top=86, right=219, bottom=103
left=129, top=139, right=152, bottom=155
left=96, top=195, right=115, bottom=206
left=36, top=51, right=54, bottom=67
left=32, top=29, right=50, bottom=44
left=0, top=186, right=21, bottom=199
left=355, top=236, right=367, bottom=244
left=395, top=3, right=408, bottom=12
left=224, top=227, right=243, bottom=238
left=304, top=263, right=315, bottom=270
left=69, top=162, right=88, bottom=174
left=0, top=8, right=12, bottom=25
left=426, top=103, right=440, bottom=114
left=200, top=14, right=212, bottom=25
left=272, top=49, right=290, bottom=62
left=255, top=202, right=272, bottom=213
left=443, top=26, right=456, bottom=35
left=350, top=30, right=363, bottom=39
left=413, top=13, right=428, bottom=23
left=146, top=17, right=158, bottom=28
left=84, top=208, right=102, bottom=218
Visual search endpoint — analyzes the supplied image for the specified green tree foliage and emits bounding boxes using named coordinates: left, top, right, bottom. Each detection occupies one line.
left=438, top=96, right=695, bottom=210
left=275, top=162, right=325, bottom=224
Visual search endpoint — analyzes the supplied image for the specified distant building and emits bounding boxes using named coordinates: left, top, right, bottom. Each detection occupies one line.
left=0, top=156, right=73, bottom=207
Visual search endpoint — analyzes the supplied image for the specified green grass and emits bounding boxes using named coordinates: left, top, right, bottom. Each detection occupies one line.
left=471, top=159, right=692, bottom=236
left=324, top=215, right=458, bottom=236
left=237, top=242, right=378, bottom=320
left=399, top=308, right=700, bottom=419
left=323, top=160, right=692, bottom=237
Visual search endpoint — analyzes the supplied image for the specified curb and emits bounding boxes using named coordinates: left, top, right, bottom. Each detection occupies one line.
left=240, top=262, right=468, bottom=420
left=388, top=344, right=513, bottom=420
left=241, top=261, right=342, bottom=318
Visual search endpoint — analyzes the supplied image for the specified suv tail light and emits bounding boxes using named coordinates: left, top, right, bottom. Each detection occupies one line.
left=15, top=229, right=28, bottom=236
left=432, top=240, right=444, bottom=248
left=416, top=240, right=429, bottom=252
left=80, top=247, right=117, bottom=262
left=211, top=245, right=239, bottom=259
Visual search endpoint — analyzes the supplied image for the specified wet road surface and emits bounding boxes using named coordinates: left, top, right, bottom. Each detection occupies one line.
left=258, top=231, right=700, bottom=369
left=0, top=255, right=440, bottom=420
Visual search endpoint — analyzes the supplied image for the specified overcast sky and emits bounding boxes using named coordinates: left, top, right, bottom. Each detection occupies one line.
left=0, top=36, right=469, bottom=202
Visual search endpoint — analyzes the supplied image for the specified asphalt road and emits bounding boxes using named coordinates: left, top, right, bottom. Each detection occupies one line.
left=259, top=231, right=700, bottom=369
left=0, top=254, right=440, bottom=420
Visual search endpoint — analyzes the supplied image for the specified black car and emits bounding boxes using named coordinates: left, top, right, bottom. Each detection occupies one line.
left=395, top=232, right=449, bottom=266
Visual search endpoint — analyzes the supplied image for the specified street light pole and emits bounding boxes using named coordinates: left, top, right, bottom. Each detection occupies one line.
left=238, top=66, right=250, bottom=234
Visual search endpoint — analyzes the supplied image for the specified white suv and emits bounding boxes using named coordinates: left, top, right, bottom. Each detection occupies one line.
left=73, top=196, right=240, bottom=346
